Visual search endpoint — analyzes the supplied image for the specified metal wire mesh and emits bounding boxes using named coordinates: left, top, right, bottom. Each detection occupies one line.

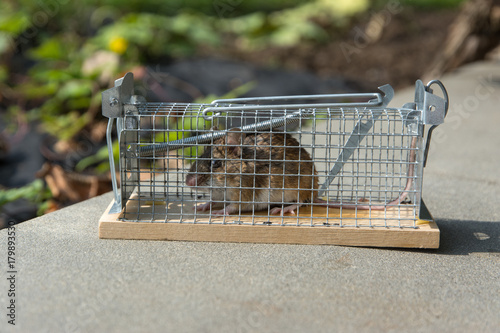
left=117, top=102, right=423, bottom=228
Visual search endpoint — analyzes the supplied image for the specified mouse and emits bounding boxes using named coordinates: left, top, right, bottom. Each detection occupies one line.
left=185, top=129, right=417, bottom=215
left=185, top=128, right=319, bottom=215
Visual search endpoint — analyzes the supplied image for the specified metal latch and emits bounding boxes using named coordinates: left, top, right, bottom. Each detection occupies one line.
left=415, top=79, right=449, bottom=166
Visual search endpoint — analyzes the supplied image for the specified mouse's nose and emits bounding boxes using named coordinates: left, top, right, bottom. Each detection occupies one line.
left=186, top=175, right=197, bottom=187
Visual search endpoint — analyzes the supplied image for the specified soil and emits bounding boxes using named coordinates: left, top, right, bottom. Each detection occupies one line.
left=215, top=8, right=459, bottom=90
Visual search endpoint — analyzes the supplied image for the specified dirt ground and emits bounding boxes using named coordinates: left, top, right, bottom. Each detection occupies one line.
left=219, top=8, right=459, bottom=90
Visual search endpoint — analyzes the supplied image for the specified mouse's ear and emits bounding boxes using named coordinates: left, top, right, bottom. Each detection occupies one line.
left=226, top=128, right=246, bottom=156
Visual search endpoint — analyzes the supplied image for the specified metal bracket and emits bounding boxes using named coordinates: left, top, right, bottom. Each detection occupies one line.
left=404, top=80, right=449, bottom=167
left=102, top=72, right=135, bottom=118
left=414, top=79, right=448, bottom=125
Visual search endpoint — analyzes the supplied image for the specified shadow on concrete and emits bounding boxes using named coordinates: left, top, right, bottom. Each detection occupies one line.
left=398, top=219, right=500, bottom=255
left=434, top=219, right=500, bottom=256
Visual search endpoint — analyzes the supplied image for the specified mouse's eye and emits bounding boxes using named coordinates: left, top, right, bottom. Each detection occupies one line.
left=211, top=160, right=222, bottom=169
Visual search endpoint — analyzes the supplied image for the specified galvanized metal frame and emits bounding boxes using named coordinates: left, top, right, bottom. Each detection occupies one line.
left=102, top=73, right=448, bottom=228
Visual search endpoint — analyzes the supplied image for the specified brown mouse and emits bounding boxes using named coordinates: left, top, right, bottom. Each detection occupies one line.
left=185, top=129, right=417, bottom=215
left=185, top=129, right=319, bottom=215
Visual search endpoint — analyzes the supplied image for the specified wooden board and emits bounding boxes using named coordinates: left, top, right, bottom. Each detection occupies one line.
left=98, top=197, right=440, bottom=248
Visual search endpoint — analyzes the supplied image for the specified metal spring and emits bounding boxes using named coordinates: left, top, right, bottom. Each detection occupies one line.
left=138, top=110, right=306, bottom=156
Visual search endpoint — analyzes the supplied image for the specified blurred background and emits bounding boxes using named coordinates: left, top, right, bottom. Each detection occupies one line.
left=1, top=0, right=499, bottom=228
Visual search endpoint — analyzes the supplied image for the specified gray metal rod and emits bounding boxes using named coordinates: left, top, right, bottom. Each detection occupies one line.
left=209, top=92, right=383, bottom=105
left=317, top=110, right=383, bottom=198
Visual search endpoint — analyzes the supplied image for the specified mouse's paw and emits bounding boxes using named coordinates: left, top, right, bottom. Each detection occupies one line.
left=212, top=209, right=229, bottom=215
left=212, top=204, right=239, bottom=215
left=269, top=207, right=284, bottom=215
left=270, top=204, right=300, bottom=216
left=195, top=202, right=212, bottom=212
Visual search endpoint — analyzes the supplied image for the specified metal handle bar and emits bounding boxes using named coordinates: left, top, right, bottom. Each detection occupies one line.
left=202, top=92, right=384, bottom=120
left=210, top=92, right=383, bottom=105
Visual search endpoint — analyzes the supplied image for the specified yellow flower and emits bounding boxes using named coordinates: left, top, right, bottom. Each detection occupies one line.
left=108, top=37, right=128, bottom=54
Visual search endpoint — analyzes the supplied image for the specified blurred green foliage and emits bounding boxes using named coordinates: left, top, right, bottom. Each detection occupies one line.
left=0, top=0, right=380, bottom=148
left=76, top=140, right=119, bottom=174
left=0, top=180, right=52, bottom=215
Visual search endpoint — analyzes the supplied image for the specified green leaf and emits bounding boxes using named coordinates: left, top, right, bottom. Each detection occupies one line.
left=67, top=97, right=92, bottom=110
left=0, top=65, right=7, bottom=82
left=30, top=68, right=73, bottom=83
left=0, top=180, right=51, bottom=207
left=75, top=141, right=119, bottom=173
left=29, top=38, right=65, bottom=60
left=15, top=81, right=58, bottom=99
left=178, top=114, right=209, bottom=132
left=153, top=130, right=189, bottom=144
left=38, top=98, right=63, bottom=117
left=0, top=12, right=30, bottom=34
left=56, top=80, right=93, bottom=100
left=40, top=111, right=89, bottom=141
left=0, top=32, right=14, bottom=55
left=75, top=146, right=108, bottom=172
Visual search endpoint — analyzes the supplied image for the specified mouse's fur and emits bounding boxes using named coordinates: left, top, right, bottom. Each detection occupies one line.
left=186, top=130, right=318, bottom=215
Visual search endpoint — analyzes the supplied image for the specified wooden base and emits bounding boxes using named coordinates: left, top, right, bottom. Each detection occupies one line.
left=98, top=198, right=440, bottom=248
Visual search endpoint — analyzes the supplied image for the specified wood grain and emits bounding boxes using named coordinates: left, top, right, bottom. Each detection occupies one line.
left=99, top=198, right=439, bottom=248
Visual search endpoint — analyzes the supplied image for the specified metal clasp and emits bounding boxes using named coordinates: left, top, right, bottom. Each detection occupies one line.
left=418, top=79, right=449, bottom=167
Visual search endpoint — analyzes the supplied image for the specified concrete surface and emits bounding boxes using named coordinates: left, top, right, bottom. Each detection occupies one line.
left=1, top=61, right=499, bottom=333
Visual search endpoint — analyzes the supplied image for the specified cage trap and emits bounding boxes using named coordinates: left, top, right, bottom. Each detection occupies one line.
left=99, top=72, right=449, bottom=248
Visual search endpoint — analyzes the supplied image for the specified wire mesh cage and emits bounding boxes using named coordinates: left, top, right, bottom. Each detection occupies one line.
left=99, top=73, right=448, bottom=247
